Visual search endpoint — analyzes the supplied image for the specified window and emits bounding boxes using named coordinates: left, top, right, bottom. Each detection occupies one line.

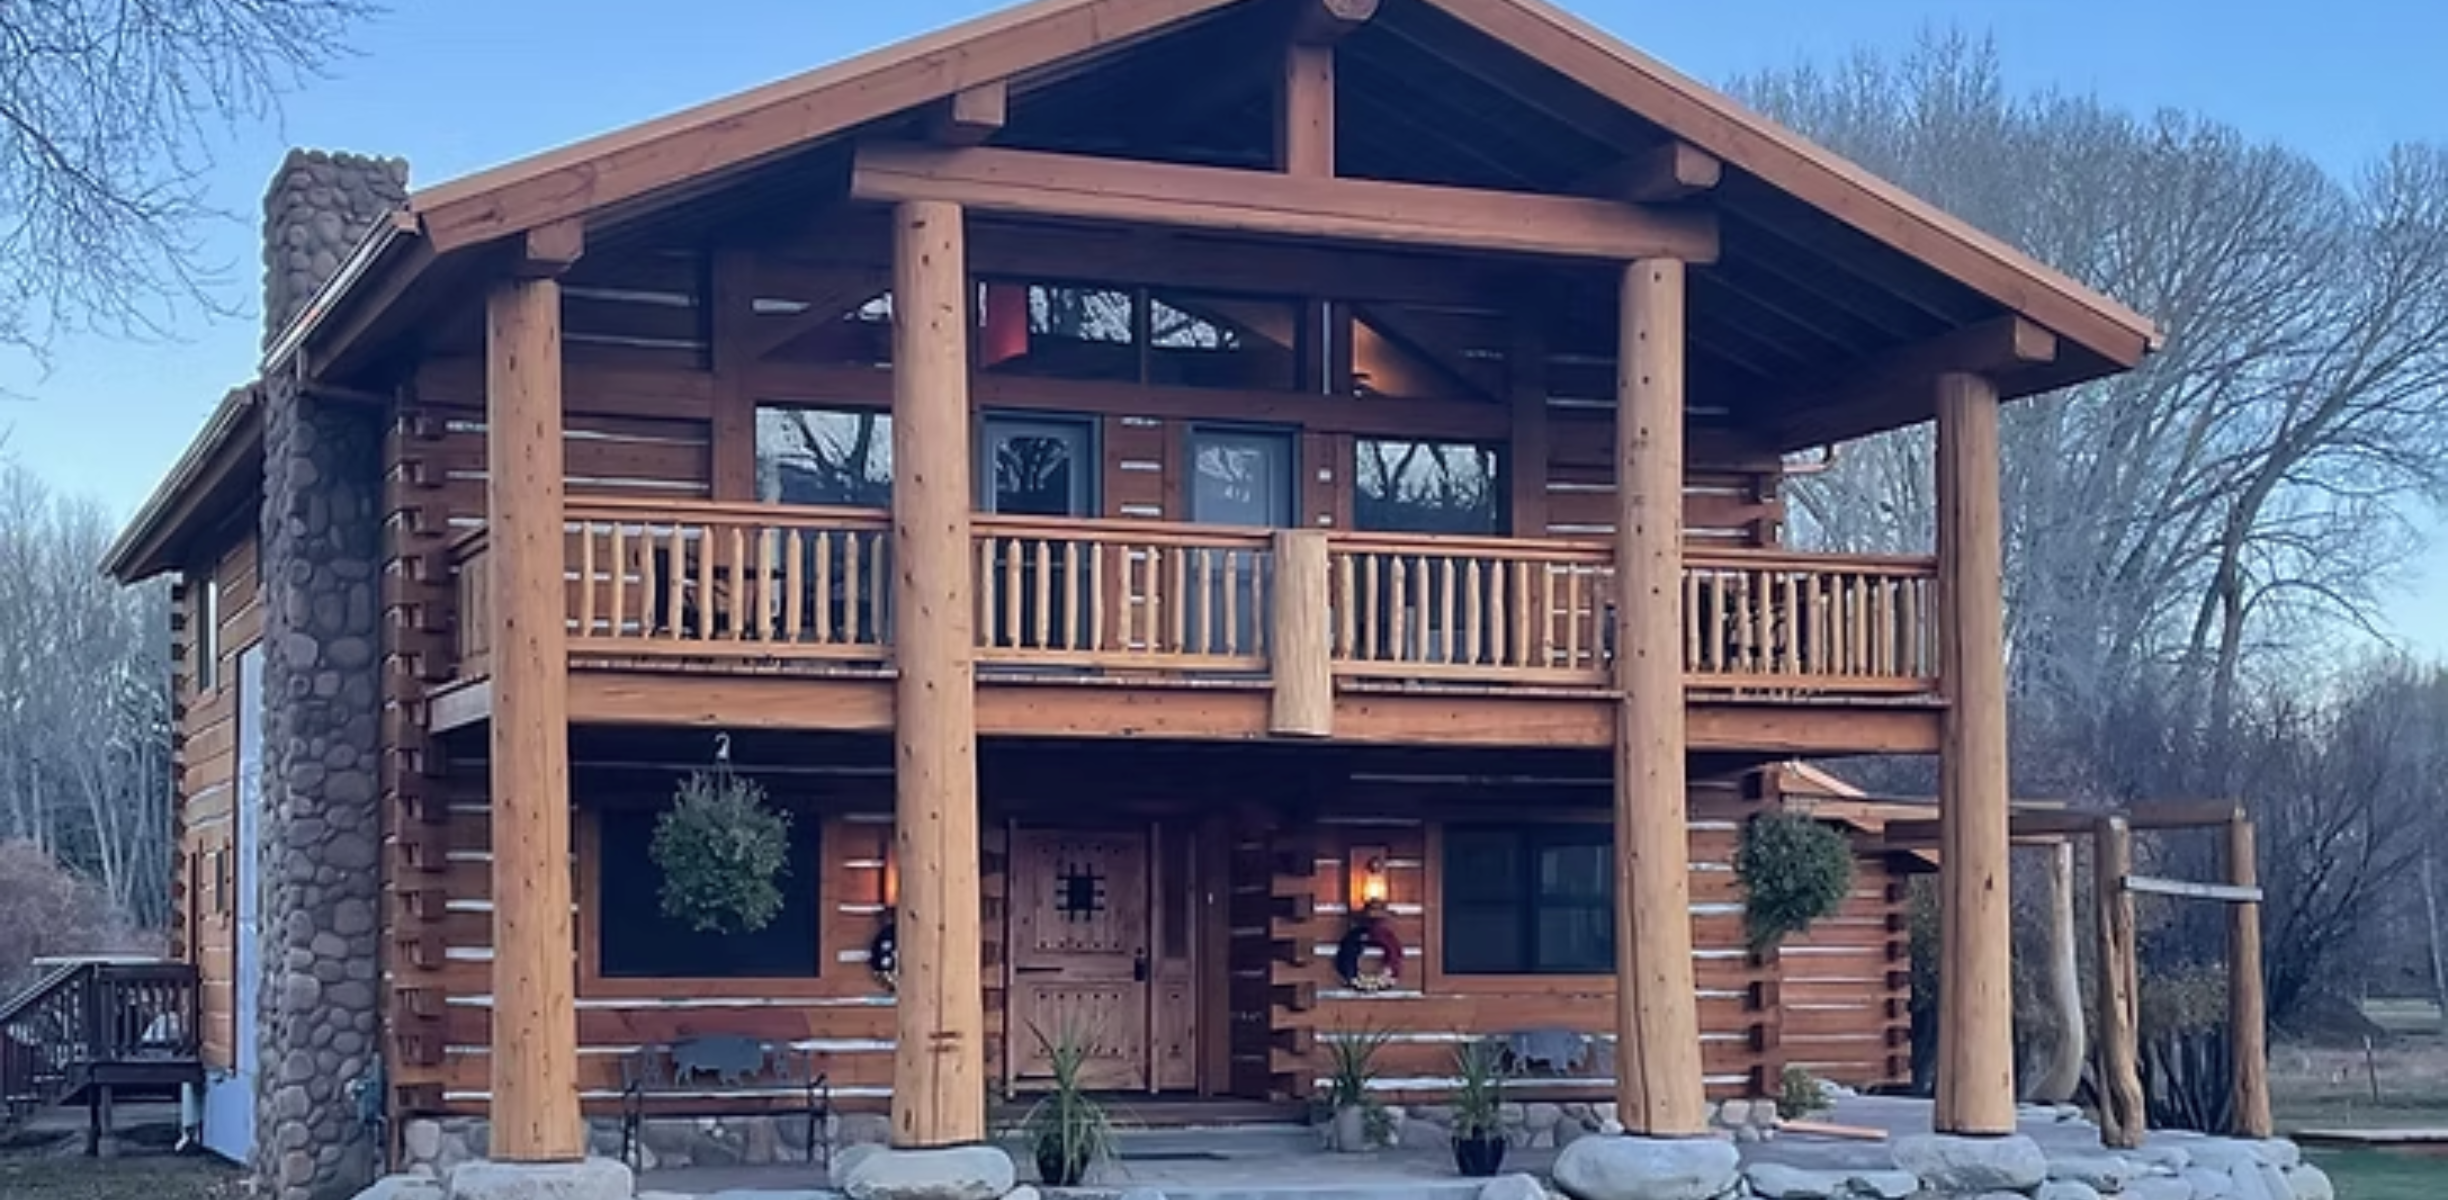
left=1356, top=440, right=1503, bottom=534
left=596, top=806, right=822, bottom=979
left=193, top=577, right=219, bottom=691
left=981, top=416, right=1095, bottom=516
left=756, top=407, right=892, bottom=507
left=1442, top=824, right=1613, bottom=975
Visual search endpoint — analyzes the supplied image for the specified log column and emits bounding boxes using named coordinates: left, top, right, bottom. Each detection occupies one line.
left=486, top=270, right=580, bottom=1161
left=888, top=198, right=988, bottom=1148
left=2228, top=817, right=2273, bottom=1137
left=1934, top=370, right=2016, bottom=1135
left=1610, top=258, right=1707, bottom=1136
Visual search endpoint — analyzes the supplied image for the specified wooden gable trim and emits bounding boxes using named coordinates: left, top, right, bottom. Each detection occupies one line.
left=411, top=0, right=1250, bottom=251
left=1421, top=0, right=2157, bottom=366
left=849, top=143, right=1719, bottom=263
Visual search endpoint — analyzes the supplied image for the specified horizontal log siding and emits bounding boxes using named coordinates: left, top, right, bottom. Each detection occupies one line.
left=1264, top=783, right=1779, bottom=1104
left=177, top=534, right=262, bottom=1072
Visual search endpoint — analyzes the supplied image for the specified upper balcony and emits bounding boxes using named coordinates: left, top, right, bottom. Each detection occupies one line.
left=441, top=498, right=1942, bottom=754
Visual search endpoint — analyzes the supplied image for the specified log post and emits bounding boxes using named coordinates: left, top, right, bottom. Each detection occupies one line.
left=2094, top=818, right=2145, bottom=1148
left=1610, top=258, right=1707, bottom=1136
left=2228, top=815, right=2273, bottom=1137
left=2030, top=840, right=2086, bottom=1104
left=1270, top=530, right=1333, bottom=737
left=1934, top=370, right=2015, bottom=1135
left=486, top=270, right=581, bottom=1162
left=888, top=198, right=988, bottom=1149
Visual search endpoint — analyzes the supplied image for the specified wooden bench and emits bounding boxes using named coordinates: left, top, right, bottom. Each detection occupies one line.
left=617, top=1035, right=830, bottom=1170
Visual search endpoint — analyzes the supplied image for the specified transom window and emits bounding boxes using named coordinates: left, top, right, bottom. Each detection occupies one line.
left=1442, top=824, right=1613, bottom=975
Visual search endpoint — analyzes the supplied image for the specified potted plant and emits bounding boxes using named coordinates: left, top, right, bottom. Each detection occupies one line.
left=1319, top=1023, right=1393, bottom=1152
left=1449, top=1039, right=1509, bottom=1176
left=1020, top=1024, right=1115, bottom=1187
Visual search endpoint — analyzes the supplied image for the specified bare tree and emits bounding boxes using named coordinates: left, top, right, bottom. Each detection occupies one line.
left=0, top=463, right=173, bottom=929
left=0, top=0, right=375, bottom=358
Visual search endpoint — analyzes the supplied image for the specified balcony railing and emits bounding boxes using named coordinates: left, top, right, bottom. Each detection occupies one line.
left=445, top=499, right=1940, bottom=700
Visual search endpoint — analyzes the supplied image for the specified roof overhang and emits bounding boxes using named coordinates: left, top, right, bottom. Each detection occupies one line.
left=257, top=0, right=2158, bottom=386
left=103, top=383, right=266, bottom=583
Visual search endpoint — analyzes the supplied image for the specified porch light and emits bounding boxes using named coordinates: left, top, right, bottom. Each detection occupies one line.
left=881, top=845, right=899, bottom=910
left=1348, top=846, right=1390, bottom=913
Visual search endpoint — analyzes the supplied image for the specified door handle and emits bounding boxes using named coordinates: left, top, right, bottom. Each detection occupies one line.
left=1132, top=949, right=1150, bottom=983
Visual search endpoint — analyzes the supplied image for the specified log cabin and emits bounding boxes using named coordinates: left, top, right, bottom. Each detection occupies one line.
left=101, top=0, right=2155, bottom=1186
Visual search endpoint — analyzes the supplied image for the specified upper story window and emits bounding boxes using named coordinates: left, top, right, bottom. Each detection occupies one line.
left=977, top=279, right=1298, bottom=392
left=1355, top=439, right=1503, bottom=534
left=1442, top=823, right=1613, bottom=976
left=193, top=576, right=220, bottom=692
left=757, top=406, right=892, bottom=507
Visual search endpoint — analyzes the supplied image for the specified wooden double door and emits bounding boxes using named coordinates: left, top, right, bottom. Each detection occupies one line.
left=1006, top=824, right=1201, bottom=1093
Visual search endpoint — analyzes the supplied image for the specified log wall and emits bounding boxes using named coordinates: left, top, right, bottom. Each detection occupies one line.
left=174, top=533, right=263, bottom=1072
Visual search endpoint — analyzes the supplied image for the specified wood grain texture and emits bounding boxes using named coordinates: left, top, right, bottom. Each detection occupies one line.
left=2094, top=818, right=2145, bottom=1148
left=1933, top=370, right=2014, bottom=1135
left=484, top=276, right=582, bottom=1160
left=887, top=199, right=988, bottom=1148
left=1610, top=258, right=1706, bottom=1135
left=851, top=144, right=1719, bottom=263
left=2227, top=817, right=2272, bottom=1138
left=1270, top=530, right=1334, bottom=736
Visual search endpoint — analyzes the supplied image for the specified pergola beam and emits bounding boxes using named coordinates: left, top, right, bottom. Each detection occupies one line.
left=850, top=143, right=1719, bottom=263
left=1770, top=316, right=2056, bottom=448
left=1583, top=140, right=1722, bottom=203
left=927, top=81, right=1009, bottom=145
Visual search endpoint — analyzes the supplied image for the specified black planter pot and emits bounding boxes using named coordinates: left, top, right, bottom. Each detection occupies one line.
left=1035, top=1142, right=1087, bottom=1188
left=1453, top=1132, right=1508, bottom=1177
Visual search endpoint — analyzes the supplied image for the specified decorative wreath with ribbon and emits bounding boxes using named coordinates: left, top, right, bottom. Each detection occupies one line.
left=870, top=917, right=898, bottom=992
left=1334, top=915, right=1405, bottom=992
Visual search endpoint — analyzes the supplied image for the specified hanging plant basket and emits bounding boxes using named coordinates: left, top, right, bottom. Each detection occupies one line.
left=651, top=738, right=792, bottom=934
left=1735, top=810, right=1855, bottom=953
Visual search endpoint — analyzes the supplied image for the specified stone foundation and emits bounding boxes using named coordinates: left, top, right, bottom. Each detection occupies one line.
left=1393, top=1097, right=1778, bottom=1153
left=397, top=1114, right=898, bottom=1181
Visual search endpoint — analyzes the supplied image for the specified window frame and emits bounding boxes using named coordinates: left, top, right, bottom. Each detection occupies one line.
left=577, top=804, right=832, bottom=994
left=1351, top=438, right=1507, bottom=536
left=1429, top=820, right=1616, bottom=981
left=192, top=575, right=220, bottom=693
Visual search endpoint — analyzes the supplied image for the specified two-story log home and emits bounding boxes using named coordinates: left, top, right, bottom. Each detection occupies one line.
left=104, top=0, right=2153, bottom=1191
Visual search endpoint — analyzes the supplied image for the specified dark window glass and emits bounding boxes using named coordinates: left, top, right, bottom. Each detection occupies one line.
left=598, top=805, right=821, bottom=979
left=1441, top=824, right=1612, bottom=975
left=1355, top=440, right=1502, bottom=534
left=756, top=407, right=892, bottom=507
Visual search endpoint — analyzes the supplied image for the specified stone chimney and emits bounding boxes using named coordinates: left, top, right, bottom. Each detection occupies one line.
left=260, top=149, right=410, bottom=348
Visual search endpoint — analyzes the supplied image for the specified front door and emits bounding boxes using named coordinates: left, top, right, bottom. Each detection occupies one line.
left=1009, top=829, right=1150, bottom=1091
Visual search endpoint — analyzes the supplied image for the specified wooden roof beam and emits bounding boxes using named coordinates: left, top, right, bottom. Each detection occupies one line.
left=927, top=82, right=1009, bottom=146
left=1582, top=140, right=1722, bottom=203
left=1291, top=0, right=1380, bottom=44
left=515, top=218, right=585, bottom=277
left=850, top=143, right=1719, bottom=263
left=1768, top=315, right=2056, bottom=448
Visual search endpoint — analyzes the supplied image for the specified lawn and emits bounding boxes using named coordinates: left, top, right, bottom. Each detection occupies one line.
left=0, top=1147, right=242, bottom=1200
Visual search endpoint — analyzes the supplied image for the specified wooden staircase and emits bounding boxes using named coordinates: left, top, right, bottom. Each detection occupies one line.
left=1, top=958, right=203, bottom=1151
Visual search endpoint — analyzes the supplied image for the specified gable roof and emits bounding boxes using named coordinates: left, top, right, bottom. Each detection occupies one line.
left=270, top=0, right=2156, bottom=378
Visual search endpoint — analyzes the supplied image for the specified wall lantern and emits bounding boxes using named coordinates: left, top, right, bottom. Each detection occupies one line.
left=1348, top=845, right=1390, bottom=914
left=881, top=843, right=900, bottom=910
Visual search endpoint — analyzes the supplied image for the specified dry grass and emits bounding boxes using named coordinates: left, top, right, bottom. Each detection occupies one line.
left=0, top=1129, right=242, bottom=1200
left=2272, top=1036, right=2448, bottom=1131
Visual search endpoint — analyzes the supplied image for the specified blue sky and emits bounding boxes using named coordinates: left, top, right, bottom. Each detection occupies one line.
left=5, top=0, right=2443, bottom=650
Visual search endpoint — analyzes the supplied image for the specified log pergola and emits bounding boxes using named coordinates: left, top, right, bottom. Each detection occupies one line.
left=1884, top=801, right=2273, bottom=1148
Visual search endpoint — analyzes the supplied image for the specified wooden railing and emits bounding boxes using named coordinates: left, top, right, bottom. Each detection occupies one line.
left=440, top=499, right=1942, bottom=702
left=972, top=516, right=1272, bottom=671
left=1682, top=548, right=1939, bottom=694
left=562, top=498, right=894, bottom=663
left=1, top=959, right=200, bottom=1121
left=1326, top=535, right=1614, bottom=686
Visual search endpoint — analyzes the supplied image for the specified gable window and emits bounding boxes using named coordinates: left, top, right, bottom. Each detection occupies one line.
left=1442, top=824, right=1613, bottom=975
left=1356, top=440, right=1502, bottom=534
left=756, top=406, right=892, bottom=507
left=596, top=805, right=822, bottom=979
